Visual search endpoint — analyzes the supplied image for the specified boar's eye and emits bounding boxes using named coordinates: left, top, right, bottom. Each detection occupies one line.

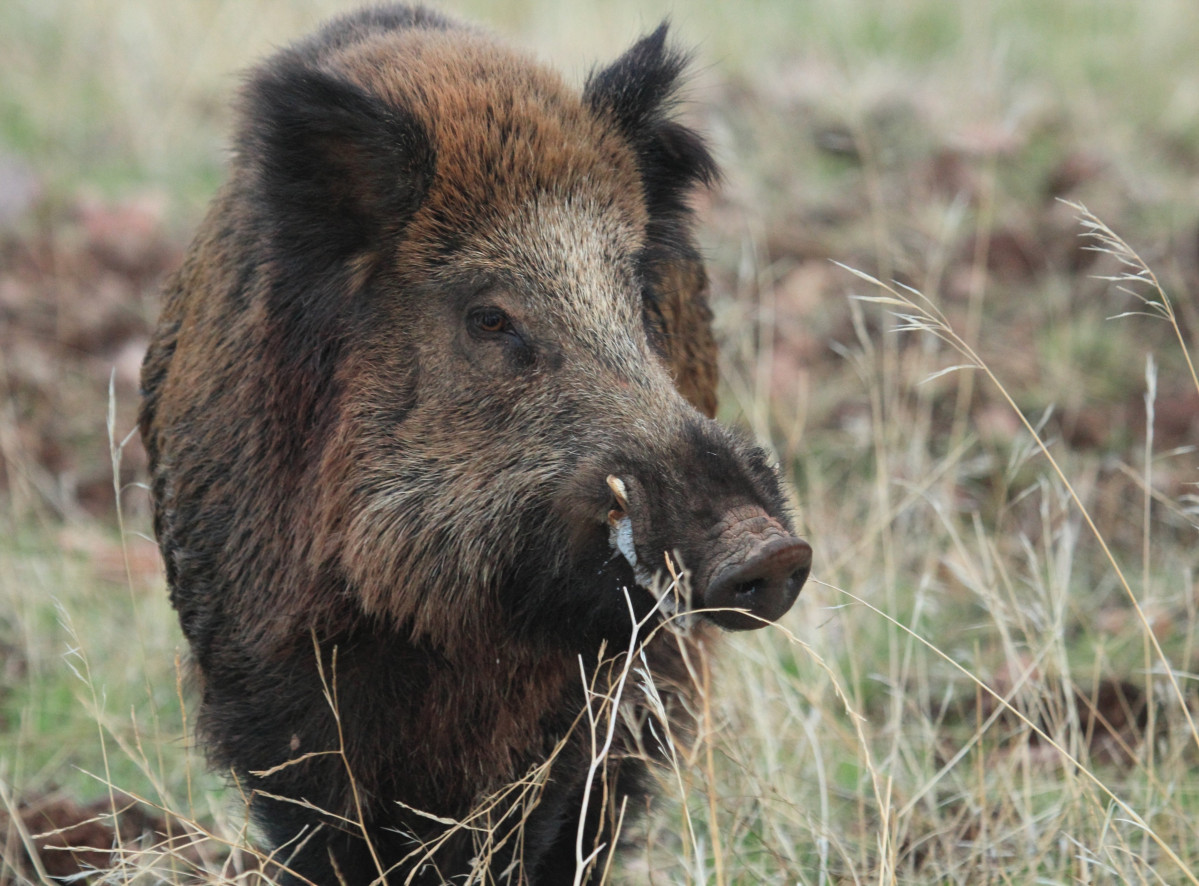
left=467, top=306, right=514, bottom=337
left=465, top=305, right=534, bottom=368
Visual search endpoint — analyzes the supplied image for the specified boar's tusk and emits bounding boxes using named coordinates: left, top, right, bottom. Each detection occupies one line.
left=605, top=474, right=630, bottom=511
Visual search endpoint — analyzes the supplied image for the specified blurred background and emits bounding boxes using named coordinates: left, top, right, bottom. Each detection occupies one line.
left=2, top=1, right=1197, bottom=882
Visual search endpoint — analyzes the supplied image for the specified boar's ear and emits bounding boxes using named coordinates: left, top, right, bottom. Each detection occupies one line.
left=583, top=24, right=718, bottom=235
left=586, top=27, right=721, bottom=418
left=240, top=51, right=435, bottom=276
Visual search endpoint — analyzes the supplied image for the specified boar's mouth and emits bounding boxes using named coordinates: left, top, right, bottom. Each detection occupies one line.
left=604, top=475, right=811, bottom=632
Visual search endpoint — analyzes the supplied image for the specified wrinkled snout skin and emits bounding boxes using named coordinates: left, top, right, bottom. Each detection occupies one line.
left=138, top=6, right=810, bottom=885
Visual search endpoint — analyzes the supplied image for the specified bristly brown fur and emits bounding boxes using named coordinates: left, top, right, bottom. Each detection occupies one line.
left=140, top=5, right=803, bottom=884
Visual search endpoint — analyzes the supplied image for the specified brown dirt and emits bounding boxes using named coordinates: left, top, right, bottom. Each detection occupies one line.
left=0, top=192, right=179, bottom=521
left=0, top=791, right=267, bottom=884
left=2, top=793, right=171, bottom=882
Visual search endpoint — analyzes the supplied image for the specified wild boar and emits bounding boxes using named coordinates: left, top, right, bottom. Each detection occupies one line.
left=139, top=5, right=811, bottom=883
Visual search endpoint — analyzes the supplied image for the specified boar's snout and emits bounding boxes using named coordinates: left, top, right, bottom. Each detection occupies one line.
left=597, top=423, right=812, bottom=632
left=701, top=513, right=812, bottom=631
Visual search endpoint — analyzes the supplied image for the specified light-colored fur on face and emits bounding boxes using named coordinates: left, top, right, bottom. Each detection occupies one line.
left=321, top=194, right=699, bottom=648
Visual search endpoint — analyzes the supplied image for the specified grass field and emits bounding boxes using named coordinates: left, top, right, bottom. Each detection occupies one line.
left=1, top=1, right=1197, bottom=883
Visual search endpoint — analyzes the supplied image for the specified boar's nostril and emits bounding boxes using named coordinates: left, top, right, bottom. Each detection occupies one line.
left=703, top=537, right=812, bottom=631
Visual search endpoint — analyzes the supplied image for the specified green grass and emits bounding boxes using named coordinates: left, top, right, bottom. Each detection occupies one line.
left=0, top=525, right=191, bottom=799
left=3, top=0, right=1199, bottom=883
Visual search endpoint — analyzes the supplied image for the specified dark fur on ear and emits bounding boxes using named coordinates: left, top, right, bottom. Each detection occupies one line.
left=584, top=24, right=719, bottom=239
left=239, top=50, right=436, bottom=281
left=233, top=49, right=436, bottom=466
